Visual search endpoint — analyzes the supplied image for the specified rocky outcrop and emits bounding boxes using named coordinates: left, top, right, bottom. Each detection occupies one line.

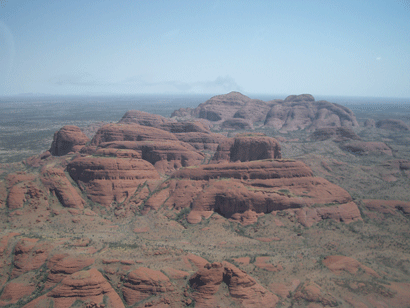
left=364, top=118, right=376, bottom=128
left=310, top=127, right=361, bottom=142
left=171, top=92, right=359, bottom=132
left=293, top=281, right=338, bottom=306
left=221, top=118, right=253, bottom=130
left=41, top=167, right=85, bottom=209
left=166, top=160, right=353, bottom=224
left=362, top=199, right=410, bottom=216
left=122, top=267, right=174, bottom=305
left=46, top=254, right=95, bottom=287
left=118, top=110, right=172, bottom=127
left=96, top=140, right=205, bottom=174
left=212, top=134, right=281, bottom=162
left=67, top=156, right=160, bottom=207
left=376, top=119, right=409, bottom=131
left=90, top=123, right=179, bottom=145
left=50, top=125, right=90, bottom=156
left=323, top=255, right=380, bottom=277
left=172, top=159, right=312, bottom=181
left=295, top=202, right=362, bottom=227
left=11, top=238, right=51, bottom=279
left=46, top=268, right=125, bottom=308
left=264, top=95, right=359, bottom=131
left=173, top=132, right=227, bottom=151
left=189, top=262, right=279, bottom=307
left=340, top=141, right=392, bottom=156
left=172, top=92, right=269, bottom=123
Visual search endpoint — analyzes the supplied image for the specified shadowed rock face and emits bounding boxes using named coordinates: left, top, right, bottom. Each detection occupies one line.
left=50, top=125, right=90, bottom=156
left=212, top=134, right=281, bottom=162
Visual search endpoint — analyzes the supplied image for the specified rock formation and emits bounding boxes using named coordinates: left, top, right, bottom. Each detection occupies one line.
left=189, top=261, right=279, bottom=307
left=309, top=127, right=361, bottom=142
left=122, top=267, right=174, bottom=305
left=376, top=119, right=409, bottom=131
left=50, top=125, right=90, bottom=156
left=339, top=141, right=392, bottom=156
left=264, top=95, right=359, bottom=131
left=212, top=133, right=281, bottom=162
left=67, top=156, right=160, bottom=207
left=171, top=92, right=359, bottom=132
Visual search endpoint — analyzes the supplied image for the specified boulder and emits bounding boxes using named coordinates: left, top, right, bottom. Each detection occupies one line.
left=50, top=125, right=90, bottom=156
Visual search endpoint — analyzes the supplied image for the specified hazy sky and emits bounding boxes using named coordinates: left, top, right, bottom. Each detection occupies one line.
left=0, top=0, right=409, bottom=97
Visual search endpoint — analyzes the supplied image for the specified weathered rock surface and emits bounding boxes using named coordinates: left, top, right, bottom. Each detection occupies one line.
left=296, top=202, right=362, bottom=227
left=41, top=167, right=85, bottom=209
left=293, top=281, right=338, bottom=306
left=310, top=127, right=361, bottom=142
left=189, top=262, right=279, bottom=307
left=118, top=110, right=172, bottom=127
left=340, top=141, right=392, bottom=156
left=90, top=123, right=179, bottom=145
left=45, top=268, right=125, bottom=308
left=122, top=267, right=174, bottom=305
left=50, top=125, right=90, bottom=156
left=362, top=199, right=410, bottom=216
left=167, top=160, right=353, bottom=224
left=264, top=95, right=359, bottom=131
left=11, top=238, right=50, bottom=279
left=172, top=160, right=312, bottom=181
left=212, top=134, right=282, bottom=162
left=171, top=92, right=359, bottom=132
left=46, top=254, right=95, bottom=287
left=67, top=156, right=160, bottom=207
left=323, top=255, right=380, bottom=277
left=376, top=119, right=410, bottom=131
left=172, top=91, right=268, bottom=123
left=221, top=118, right=253, bottom=130
left=96, top=140, right=205, bottom=174
left=0, top=279, right=35, bottom=305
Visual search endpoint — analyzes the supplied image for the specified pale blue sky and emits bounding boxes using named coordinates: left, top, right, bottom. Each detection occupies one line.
left=0, top=0, right=409, bottom=97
